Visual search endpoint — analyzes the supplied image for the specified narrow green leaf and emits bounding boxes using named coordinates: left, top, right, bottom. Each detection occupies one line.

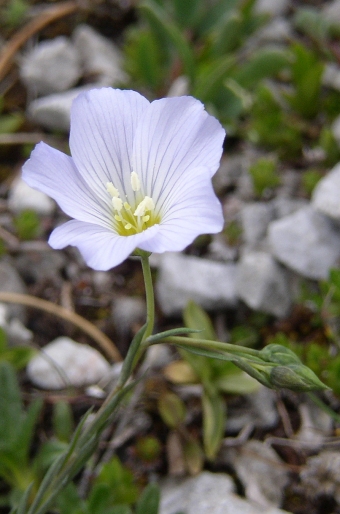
left=146, top=327, right=201, bottom=344
left=183, top=300, right=216, bottom=341
left=140, top=1, right=196, bottom=81
left=202, top=389, right=225, bottom=460
left=135, top=483, right=160, bottom=514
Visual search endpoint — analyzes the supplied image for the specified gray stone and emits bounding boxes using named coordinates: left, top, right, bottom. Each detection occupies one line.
left=27, top=337, right=111, bottom=389
left=0, top=260, right=27, bottom=321
left=228, top=441, right=289, bottom=508
left=14, top=250, right=66, bottom=283
left=226, top=385, right=279, bottom=433
left=240, top=203, right=274, bottom=246
left=254, top=18, right=292, bottom=44
left=27, top=86, right=92, bottom=131
left=331, top=114, right=340, bottom=147
left=323, top=0, right=340, bottom=24
left=156, top=253, right=237, bottom=316
left=312, top=162, right=340, bottom=220
left=268, top=206, right=340, bottom=279
left=73, top=24, right=127, bottom=85
left=322, top=63, right=340, bottom=91
left=295, top=399, right=333, bottom=451
left=271, top=196, right=308, bottom=219
left=20, top=36, right=81, bottom=95
left=236, top=250, right=291, bottom=316
left=254, top=0, right=289, bottom=17
left=0, top=304, right=32, bottom=346
left=160, top=471, right=290, bottom=514
left=111, top=295, right=146, bottom=338
left=8, top=176, right=55, bottom=215
left=300, top=451, right=340, bottom=504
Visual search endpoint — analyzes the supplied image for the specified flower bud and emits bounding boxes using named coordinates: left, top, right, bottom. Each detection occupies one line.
left=269, top=364, right=330, bottom=392
left=260, top=344, right=301, bottom=365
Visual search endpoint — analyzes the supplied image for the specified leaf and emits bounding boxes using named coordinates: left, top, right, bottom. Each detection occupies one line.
left=202, top=389, right=226, bottom=460
left=0, top=362, right=23, bottom=450
left=193, top=54, right=235, bottom=102
left=163, top=360, right=199, bottom=384
left=183, top=438, right=204, bottom=475
left=158, top=391, right=186, bottom=428
left=56, top=483, right=85, bottom=514
left=140, top=1, right=196, bottom=81
left=183, top=301, right=216, bottom=341
left=53, top=401, right=74, bottom=443
left=135, top=483, right=160, bottom=514
left=234, top=48, right=290, bottom=89
left=215, top=370, right=260, bottom=394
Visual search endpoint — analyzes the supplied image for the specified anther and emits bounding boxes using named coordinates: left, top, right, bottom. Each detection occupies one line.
left=106, top=182, right=120, bottom=198
left=131, top=171, right=141, bottom=192
left=112, top=197, right=123, bottom=211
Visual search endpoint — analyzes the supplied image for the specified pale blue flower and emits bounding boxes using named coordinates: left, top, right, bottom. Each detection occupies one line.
left=22, top=88, right=225, bottom=270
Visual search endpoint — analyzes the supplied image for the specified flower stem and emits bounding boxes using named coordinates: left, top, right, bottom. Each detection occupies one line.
left=158, top=335, right=261, bottom=357
left=139, top=250, right=155, bottom=340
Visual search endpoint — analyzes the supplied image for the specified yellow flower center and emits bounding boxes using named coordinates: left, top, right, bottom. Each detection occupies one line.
left=106, top=173, right=160, bottom=236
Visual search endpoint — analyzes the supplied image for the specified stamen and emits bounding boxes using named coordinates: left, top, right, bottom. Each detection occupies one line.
left=131, top=171, right=141, bottom=192
left=134, top=196, right=155, bottom=217
left=143, top=215, right=150, bottom=223
left=123, top=202, right=131, bottom=211
left=114, top=214, right=122, bottom=222
left=112, top=197, right=123, bottom=211
left=124, top=223, right=132, bottom=230
left=106, top=182, right=120, bottom=198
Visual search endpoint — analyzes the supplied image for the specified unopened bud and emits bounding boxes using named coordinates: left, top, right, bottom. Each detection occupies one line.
left=269, top=364, right=329, bottom=392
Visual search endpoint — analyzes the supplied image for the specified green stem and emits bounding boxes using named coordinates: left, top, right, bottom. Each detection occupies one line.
left=160, top=335, right=261, bottom=357
left=139, top=251, right=155, bottom=340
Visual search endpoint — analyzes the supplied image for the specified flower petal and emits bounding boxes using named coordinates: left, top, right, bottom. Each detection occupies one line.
left=139, top=167, right=224, bottom=253
left=132, top=96, right=225, bottom=207
left=49, top=220, right=160, bottom=270
left=69, top=88, right=150, bottom=201
left=22, top=142, right=113, bottom=226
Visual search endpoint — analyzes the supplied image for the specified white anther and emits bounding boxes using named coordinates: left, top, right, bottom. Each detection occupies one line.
left=106, top=182, right=120, bottom=198
left=124, top=223, right=132, bottom=230
left=130, top=171, right=141, bottom=192
left=143, top=215, right=150, bottom=223
left=123, top=202, right=131, bottom=211
left=112, top=197, right=123, bottom=211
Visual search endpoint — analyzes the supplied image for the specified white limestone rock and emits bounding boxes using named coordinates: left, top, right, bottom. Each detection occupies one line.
left=27, top=86, right=92, bottom=132
left=268, top=206, right=340, bottom=279
left=160, top=471, right=290, bottom=514
left=240, top=202, right=274, bottom=246
left=312, top=162, right=340, bottom=221
left=0, top=260, right=27, bottom=322
left=27, top=337, right=111, bottom=389
left=156, top=253, right=237, bottom=316
left=236, top=250, right=291, bottom=317
left=20, top=36, right=81, bottom=95
left=8, top=176, right=54, bottom=215
left=73, top=24, right=127, bottom=85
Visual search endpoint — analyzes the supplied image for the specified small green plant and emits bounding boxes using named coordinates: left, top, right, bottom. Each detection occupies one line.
left=13, top=209, right=41, bottom=241
left=0, top=327, right=35, bottom=369
left=301, top=169, right=324, bottom=197
left=248, top=157, right=280, bottom=197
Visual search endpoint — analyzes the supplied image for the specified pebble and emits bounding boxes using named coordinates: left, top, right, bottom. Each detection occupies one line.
left=300, top=450, right=340, bottom=504
left=111, top=295, right=146, bottom=338
left=27, top=337, right=111, bottom=389
left=0, top=260, right=27, bottom=322
left=254, top=0, right=290, bottom=17
left=20, top=36, right=81, bottom=95
left=73, top=24, right=127, bottom=85
left=160, top=471, right=290, bottom=514
left=228, top=441, right=289, bottom=508
left=156, top=253, right=238, bottom=316
left=27, top=86, right=92, bottom=132
left=312, top=162, right=340, bottom=221
left=268, top=206, right=340, bottom=279
left=240, top=202, right=274, bottom=246
left=236, top=250, right=292, bottom=317
left=8, top=176, right=55, bottom=215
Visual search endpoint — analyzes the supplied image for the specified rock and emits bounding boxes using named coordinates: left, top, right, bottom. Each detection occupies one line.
left=111, top=295, right=146, bottom=338
left=160, top=471, right=290, bottom=514
left=236, top=250, right=291, bottom=317
left=0, top=304, right=32, bottom=346
left=27, top=337, right=111, bottom=389
left=27, top=86, right=92, bottom=132
left=213, top=154, right=248, bottom=194
left=323, top=0, right=340, bottom=25
left=295, top=399, right=333, bottom=451
left=300, top=451, right=340, bottom=504
left=271, top=196, right=308, bottom=219
left=312, top=162, right=340, bottom=221
left=0, top=260, right=27, bottom=321
left=20, top=36, right=81, bottom=95
left=226, top=385, right=279, bottom=433
left=73, top=24, right=127, bottom=85
left=8, top=176, right=55, bottom=215
left=322, top=63, right=340, bottom=91
left=268, top=206, right=340, bottom=279
left=228, top=441, right=289, bottom=508
left=331, top=114, right=340, bottom=147
left=254, top=18, right=292, bottom=44
left=156, top=253, right=238, bottom=316
left=14, top=250, right=65, bottom=283
left=240, top=203, right=274, bottom=246
left=254, top=0, right=289, bottom=17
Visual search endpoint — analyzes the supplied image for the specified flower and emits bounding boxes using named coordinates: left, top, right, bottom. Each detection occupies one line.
left=22, top=88, right=225, bottom=270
